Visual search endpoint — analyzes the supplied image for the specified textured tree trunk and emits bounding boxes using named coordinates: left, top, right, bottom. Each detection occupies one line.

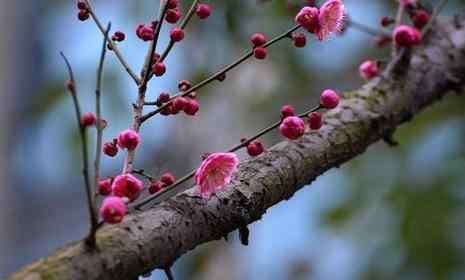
left=8, top=17, right=465, bottom=280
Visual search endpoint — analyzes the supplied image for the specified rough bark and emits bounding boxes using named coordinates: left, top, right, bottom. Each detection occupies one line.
left=9, top=17, right=465, bottom=280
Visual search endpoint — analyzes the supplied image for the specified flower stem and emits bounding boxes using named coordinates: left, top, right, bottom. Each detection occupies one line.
left=60, top=52, right=99, bottom=248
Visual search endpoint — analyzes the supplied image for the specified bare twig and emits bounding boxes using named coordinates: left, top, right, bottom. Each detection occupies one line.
left=123, top=0, right=169, bottom=174
left=60, top=52, right=99, bottom=248
left=159, top=0, right=199, bottom=63
left=140, top=24, right=302, bottom=123
left=83, top=0, right=141, bottom=84
left=87, top=23, right=111, bottom=243
left=346, top=18, right=391, bottom=37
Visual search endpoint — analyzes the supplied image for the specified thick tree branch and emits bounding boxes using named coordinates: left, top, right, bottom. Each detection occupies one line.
left=8, top=17, right=465, bottom=280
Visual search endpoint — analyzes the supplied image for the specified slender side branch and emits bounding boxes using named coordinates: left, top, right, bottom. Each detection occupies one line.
left=88, top=23, right=111, bottom=242
left=60, top=52, right=99, bottom=248
left=139, top=24, right=302, bottom=123
left=346, top=18, right=391, bottom=37
left=159, top=0, right=199, bottom=63
left=133, top=105, right=321, bottom=210
left=123, top=0, right=169, bottom=174
left=83, top=0, right=141, bottom=84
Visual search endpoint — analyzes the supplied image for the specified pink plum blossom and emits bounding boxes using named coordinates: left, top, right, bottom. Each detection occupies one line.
left=194, top=153, right=239, bottom=199
left=317, top=0, right=345, bottom=41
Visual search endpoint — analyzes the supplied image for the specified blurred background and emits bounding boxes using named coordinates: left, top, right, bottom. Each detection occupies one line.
left=1, top=0, right=465, bottom=279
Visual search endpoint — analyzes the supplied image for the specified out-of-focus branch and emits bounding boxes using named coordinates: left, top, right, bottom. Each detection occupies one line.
left=60, top=52, right=99, bottom=248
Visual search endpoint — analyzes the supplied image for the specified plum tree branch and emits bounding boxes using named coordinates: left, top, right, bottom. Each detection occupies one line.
left=8, top=17, right=465, bottom=280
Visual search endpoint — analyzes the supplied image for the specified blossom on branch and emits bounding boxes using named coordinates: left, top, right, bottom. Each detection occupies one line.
left=195, top=153, right=239, bottom=199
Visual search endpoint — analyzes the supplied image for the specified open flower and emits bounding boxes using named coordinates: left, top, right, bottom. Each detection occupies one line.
left=317, top=0, right=345, bottom=41
left=295, top=0, right=345, bottom=41
left=195, top=153, right=239, bottom=199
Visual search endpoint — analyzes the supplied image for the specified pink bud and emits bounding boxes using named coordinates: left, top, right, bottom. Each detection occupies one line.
left=196, top=3, right=212, bottom=19
left=170, top=27, right=185, bottom=42
left=167, top=0, right=178, bottom=9
left=400, top=0, right=416, bottom=7
left=184, top=98, right=199, bottom=116
left=380, top=16, right=395, bottom=27
left=250, top=33, right=267, bottom=47
left=247, top=141, right=265, bottom=157
left=308, top=112, right=323, bottom=130
left=78, top=9, right=90, bottom=21
left=279, top=116, right=305, bottom=140
left=281, top=105, right=295, bottom=120
left=152, top=62, right=166, bottom=77
left=81, top=112, right=96, bottom=127
left=161, top=103, right=174, bottom=116
left=178, top=80, right=192, bottom=91
left=156, top=92, right=171, bottom=107
left=100, top=196, right=127, bottom=224
left=136, top=25, right=154, bottom=41
left=98, top=178, right=113, bottom=196
left=160, top=172, right=176, bottom=186
left=165, top=8, right=182, bottom=24
left=411, top=10, right=430, bottom=29
left=103, top=140, right=118, bottom=157
left=112, top=174, right=143, bottom=202
left=320, top=89, right=340, bottom=109
left=253, top=47, right=267, bottom=60
left=117, top=129, right=140, bottom=151
left=112, top=31, right=126, bottom=42
left=149, top=181, right=164, bottom=194
left=393, top=25, right=422, bottom=47
left=292, top=32, right=307, bottom=48
left=77, top=1, right=87, bottom=10
left=173, top=96, right=189, bottom=112
left=359, top=60, right=379, bottom=81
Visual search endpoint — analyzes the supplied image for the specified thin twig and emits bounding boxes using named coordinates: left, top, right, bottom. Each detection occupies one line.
left=159, top=0, right=199, bottom=63
left=346, top=18, right=391, bottom=37
left=133, top=105, right=321, bottom=210
left=87, top=23, right=111, bottom=243
left=83, top=0, right=141, bottom=84
left=140, top=24, right=302, bottom=123
left=123, top=0, right=170, bottom=174
left=60, top=52, right=99, bottom=248
left=422, top=0, right=448, bottom=36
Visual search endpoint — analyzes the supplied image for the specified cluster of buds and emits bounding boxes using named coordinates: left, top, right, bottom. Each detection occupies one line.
left=279, top=89, right=339, bottom=140
left=149, top=172, right=176, bottom=194
left=136, top=23, right=156, bottom=42
left=155, top=80, right=200, bottom=116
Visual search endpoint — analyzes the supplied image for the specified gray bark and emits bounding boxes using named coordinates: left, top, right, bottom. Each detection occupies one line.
left=9, top=17, right=465, bottom=280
